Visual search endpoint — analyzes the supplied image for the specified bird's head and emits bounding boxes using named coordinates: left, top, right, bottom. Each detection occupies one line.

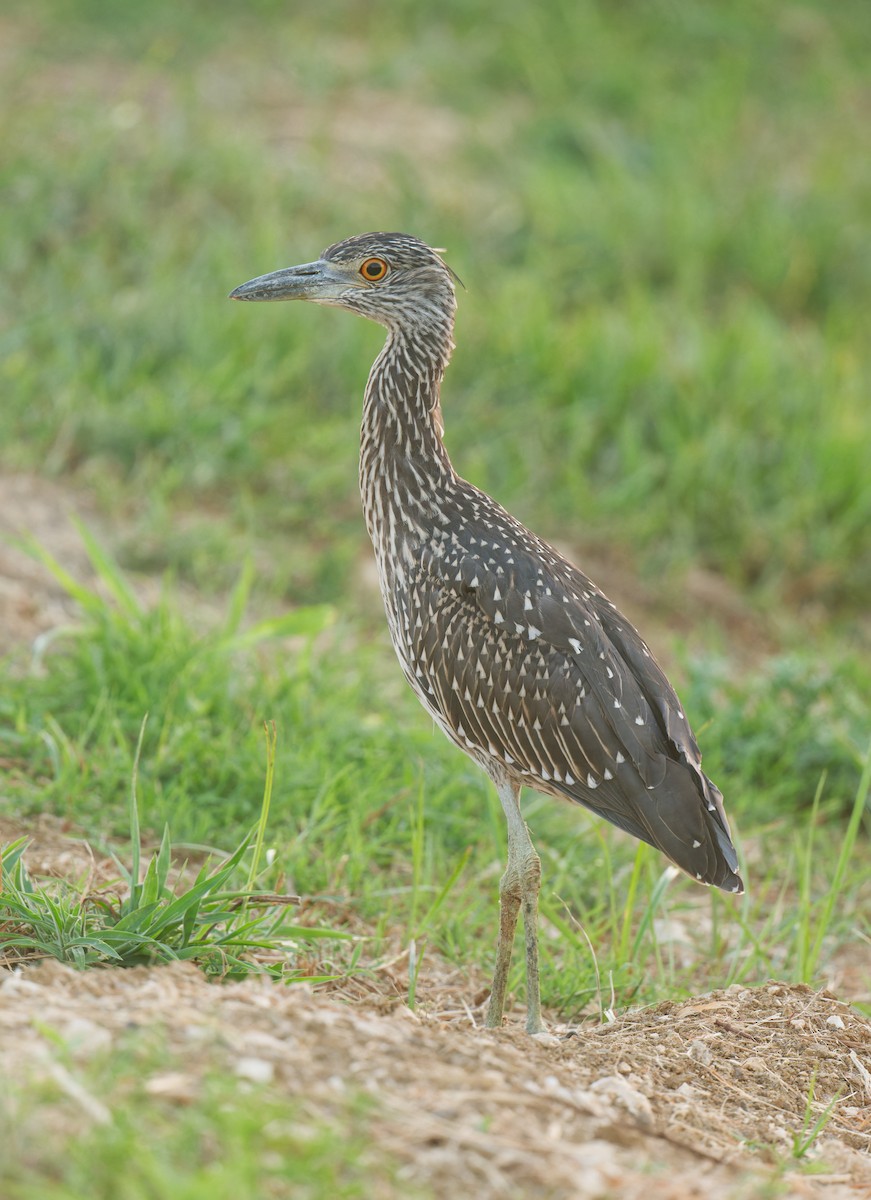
left=230, top=232, right=459, bottom=334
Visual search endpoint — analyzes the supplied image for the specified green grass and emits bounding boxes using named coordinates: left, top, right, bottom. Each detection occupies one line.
left=0, top=711, right=347, bottom=974
left=3, top=533, right=868, bottom=1010
left=1, top=0, right=870, bottom=1193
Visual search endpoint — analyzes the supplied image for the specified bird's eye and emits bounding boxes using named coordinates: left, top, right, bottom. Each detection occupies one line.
left=359, top=257, right=389, bottom=281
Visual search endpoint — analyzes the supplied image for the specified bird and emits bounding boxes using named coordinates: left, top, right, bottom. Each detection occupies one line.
left=230, top=232, right=743, bottom=1034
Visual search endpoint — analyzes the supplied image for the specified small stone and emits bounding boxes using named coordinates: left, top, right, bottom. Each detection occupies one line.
left=0, top=973, right=42, bottom=995
left=686, top=1039, right=713, bottom=1065
left=235, top=1056, right=274, bottom=1084
left=742, top=1056, right=768, bottom=1072
left=144, top=1072, right=198, bottom=1103
left=826, top=1014, right=845, bottom=1029
left=589, top=1075, right=654, bottom=1130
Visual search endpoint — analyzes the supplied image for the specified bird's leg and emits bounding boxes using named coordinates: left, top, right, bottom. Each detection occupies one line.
left=485, top=856, right=521, bottom=1030
left=519, top=844, right=542, bottom=1035
left=485, top=779, right=543, bottom=1034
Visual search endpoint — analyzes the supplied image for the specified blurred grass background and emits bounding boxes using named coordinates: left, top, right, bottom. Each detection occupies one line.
left=3, top=0, right=870, bottom=608
left=2, top=0, right=870, bottom=991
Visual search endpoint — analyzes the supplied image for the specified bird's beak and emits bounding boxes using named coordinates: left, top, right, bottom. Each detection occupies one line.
left=229, top=259, right=349, bottom=303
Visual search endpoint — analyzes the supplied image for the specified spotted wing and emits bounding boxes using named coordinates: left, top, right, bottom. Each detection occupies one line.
left=406, top=539, right=742, bottom=894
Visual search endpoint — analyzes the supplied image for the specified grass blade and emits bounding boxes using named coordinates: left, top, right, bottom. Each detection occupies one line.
left=72, top=517, right=143, bottom=622
left=247, top=721, right=277, bottom=893
left=806, top=738, right=871, bottom=979
left=122, top=715, right=149, bottom=917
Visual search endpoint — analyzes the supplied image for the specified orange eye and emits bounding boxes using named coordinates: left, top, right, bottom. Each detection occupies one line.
left=359, top=257, right=389, bottom=281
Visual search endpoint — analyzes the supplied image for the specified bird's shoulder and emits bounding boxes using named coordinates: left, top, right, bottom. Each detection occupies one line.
left=415, top=485, right=621, bottom=658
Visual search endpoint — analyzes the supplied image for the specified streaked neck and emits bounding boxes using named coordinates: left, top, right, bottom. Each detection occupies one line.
left=359, top=324, right=457, bottom=559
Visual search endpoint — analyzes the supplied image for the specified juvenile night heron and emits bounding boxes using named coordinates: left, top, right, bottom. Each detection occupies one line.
left=231, top=233, right=743, bottom=1034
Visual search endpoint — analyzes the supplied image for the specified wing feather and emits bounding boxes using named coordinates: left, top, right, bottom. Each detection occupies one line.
left=404, top=528, right=741, bottom=892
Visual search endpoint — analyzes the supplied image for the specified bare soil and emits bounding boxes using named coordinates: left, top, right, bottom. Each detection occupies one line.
left=0, top=474, right=98, bottom=652
left=2, top=946, right=871, bottom=1198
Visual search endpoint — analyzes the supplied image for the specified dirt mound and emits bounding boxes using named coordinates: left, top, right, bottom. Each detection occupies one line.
left=2, top=955, right=869, bottom=1198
